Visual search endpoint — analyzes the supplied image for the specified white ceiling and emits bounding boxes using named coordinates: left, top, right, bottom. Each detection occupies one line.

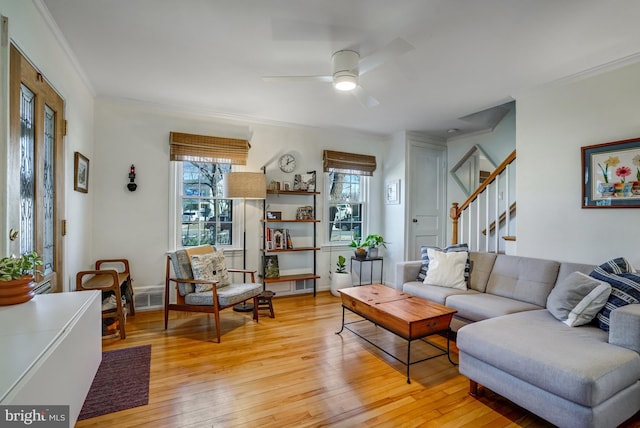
left=40, top=0, right=640, bottom=138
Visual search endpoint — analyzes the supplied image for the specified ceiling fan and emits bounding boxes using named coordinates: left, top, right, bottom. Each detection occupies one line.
left=262, top=38, right=414, bottom=108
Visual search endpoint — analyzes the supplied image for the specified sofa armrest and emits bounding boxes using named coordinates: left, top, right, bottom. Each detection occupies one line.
left=609, top=303, right=640, bottom=353
left=394, top=261, right=423, bottom=290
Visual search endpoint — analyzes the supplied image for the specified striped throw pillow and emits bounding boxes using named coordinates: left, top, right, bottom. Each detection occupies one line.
left=589, top=257, right=640, bottom=331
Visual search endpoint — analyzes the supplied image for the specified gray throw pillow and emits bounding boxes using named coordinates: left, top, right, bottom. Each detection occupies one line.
left=547, top=271, right=611, bottom=327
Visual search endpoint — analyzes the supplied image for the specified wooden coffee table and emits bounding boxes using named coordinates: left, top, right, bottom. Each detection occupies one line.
left=336, top=284, right=457, bottom=383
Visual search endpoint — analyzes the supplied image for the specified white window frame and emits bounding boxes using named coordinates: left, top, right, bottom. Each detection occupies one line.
left=324, top=172, right=369, bottom=246
left=169, top=162, right=242, bottom=250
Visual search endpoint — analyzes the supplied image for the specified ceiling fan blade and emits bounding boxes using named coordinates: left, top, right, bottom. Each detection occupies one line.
left=359, top=37, right=415, bottom=75
left=262, top=75, right=332, bottom=83
left=352, top=86, right=380, bottom=108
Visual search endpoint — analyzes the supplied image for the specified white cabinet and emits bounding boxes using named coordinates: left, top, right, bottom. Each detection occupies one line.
left=0, top=291, right=102, bottom=426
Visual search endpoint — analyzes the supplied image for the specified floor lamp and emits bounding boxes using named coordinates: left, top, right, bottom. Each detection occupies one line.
left=222, top=172, right=266, bottom=312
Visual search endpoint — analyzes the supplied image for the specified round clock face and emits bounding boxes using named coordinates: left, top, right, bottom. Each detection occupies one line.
left=278, top=154, right=296, bottom=173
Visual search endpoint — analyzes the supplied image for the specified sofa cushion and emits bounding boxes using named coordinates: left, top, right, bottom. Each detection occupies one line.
left=467, top=252, right=497, bottom=292
left=445, top=293, right=542, bottom=322
left=185, top=282, right=263, bottom=307
left=546, top=271, right=611, bottom=327
left=402, top=281, right=475, bottom=305
left=485, top=255, right=560, bottom=307
left=416, top=243, right=469, bottom=282
left=423, top=248, right=468, bottom=289
left=590, top=257, right=640, bottom=332
left=457, top=310, right=640, bottom=407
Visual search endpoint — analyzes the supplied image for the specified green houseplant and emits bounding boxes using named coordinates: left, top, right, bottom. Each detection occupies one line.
left=349, top=239, right=368, bottom=259
left=0, top=251, right=43, bottom=306
left=363, top=234, right=388, bottom=257
left=331, top=255, right=352, bottom=297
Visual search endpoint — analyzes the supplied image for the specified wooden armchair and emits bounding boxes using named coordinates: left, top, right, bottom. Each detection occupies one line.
left=164, top=245, right=263, bottom=342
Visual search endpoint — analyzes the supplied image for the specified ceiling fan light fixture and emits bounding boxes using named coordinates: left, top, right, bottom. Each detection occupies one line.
left=333, top=73, right=358, bottom=91
left=332, top=50, right=359, bottom=91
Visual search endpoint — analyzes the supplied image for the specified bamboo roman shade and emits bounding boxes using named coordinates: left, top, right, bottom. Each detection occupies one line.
left=323, top=150, right=377, bottom=176
left=169, top=132, right=250, bottom=165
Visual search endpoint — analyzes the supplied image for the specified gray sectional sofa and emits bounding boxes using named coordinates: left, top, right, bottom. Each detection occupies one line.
left=395, top=252, right=640, bottom=428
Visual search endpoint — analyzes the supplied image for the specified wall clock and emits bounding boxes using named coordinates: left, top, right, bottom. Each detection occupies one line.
left=278, top=153, right=296, bottom=173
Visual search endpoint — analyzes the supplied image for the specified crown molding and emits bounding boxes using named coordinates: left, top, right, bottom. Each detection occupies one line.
left=32, top=0, right=96, bottom=97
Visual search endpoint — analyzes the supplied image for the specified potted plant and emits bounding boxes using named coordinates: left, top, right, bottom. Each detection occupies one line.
left=363, top=234, right=388, bottom=258
left=349, top=239, right=368, bottom=259
left=330, top=255, right=352, bottom=297
left=0, top=251, right=42, bottom=306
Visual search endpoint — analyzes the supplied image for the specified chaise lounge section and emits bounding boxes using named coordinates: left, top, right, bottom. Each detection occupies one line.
left=395, top=251, right=640, bottom=428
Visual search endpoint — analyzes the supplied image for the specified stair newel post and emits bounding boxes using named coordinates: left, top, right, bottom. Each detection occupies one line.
left=450, top=202, right=459, bottom=245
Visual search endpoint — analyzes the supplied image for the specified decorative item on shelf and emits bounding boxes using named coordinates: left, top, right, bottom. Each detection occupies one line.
left=296, top=205, right=314, bottom=220
left=264, top=255, right=280, bottom=278
left=0, top=251, right=42, bottom=306
left=363, top=234, right=388, bottom=258
left=330, top=255, right=352, bottom=297
left=269, top=180, right=280, bottom=194
left=127, top=164, right=137, bottom=191
left=273, top=229, right=285, bottom=249
left=285, top=229, right=294, bottom=249
left=266, top=211, right=281, bottom=220
left=293, top=171, right=316, bottom=191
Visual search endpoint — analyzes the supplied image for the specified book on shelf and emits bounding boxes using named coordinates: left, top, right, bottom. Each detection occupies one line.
left=266, top=228, right=294, bottom=250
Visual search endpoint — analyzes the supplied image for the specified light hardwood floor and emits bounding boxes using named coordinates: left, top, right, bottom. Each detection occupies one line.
left=77, top=291, right=640, bottom=428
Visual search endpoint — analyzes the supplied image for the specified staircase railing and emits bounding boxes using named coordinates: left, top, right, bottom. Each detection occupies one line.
left=450, top=150, right=516, bottom=253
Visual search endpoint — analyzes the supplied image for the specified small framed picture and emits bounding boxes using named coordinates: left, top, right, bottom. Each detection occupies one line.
left=385, top=179, right=400, bottom=205
left=283, top=181, right=291, bottom=191
left=267, top=211, right=282, bottom=220
left=74, top=152, right=89, bottom=193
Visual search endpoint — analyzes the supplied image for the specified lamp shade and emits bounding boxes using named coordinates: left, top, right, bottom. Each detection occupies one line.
left=222, top=172, right=266, bottom=199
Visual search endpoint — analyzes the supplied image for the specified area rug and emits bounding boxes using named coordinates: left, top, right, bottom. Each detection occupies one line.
left=78, top=344, right=151, bottom=420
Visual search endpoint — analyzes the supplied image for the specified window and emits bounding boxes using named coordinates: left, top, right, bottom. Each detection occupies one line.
left=323, top=150, right=376, bottom=244
left=327, top=172, right=368, bottom=243
left=178, top=162, right=233, bottom=247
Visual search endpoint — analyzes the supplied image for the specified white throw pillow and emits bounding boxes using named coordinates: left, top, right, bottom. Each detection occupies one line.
left=190, top=250, right=231, bottom=292
left=423, top=248, right=468, bottom=290
left=547, top=271, right=611, bottom=327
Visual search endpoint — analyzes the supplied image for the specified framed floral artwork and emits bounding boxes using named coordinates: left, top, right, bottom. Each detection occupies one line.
left=582, top=138, right=640, bottom=208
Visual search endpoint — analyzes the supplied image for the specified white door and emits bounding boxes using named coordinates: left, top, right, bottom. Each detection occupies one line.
left=408, top=141, right=446, bottom=260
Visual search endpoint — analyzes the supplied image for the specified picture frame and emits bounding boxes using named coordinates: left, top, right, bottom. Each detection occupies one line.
left=582, top=137, right=640, bottom=208
left=264, top=255, right=280, bottom=279
left=283, top=181, right=291, bottom=191
left=293, top=171, right=316, bottom=191
left=266, top=211, right=282, bottom=220
left=385, top=179, right=400, bottom=205
left=74, top=152, right=89, bottom=193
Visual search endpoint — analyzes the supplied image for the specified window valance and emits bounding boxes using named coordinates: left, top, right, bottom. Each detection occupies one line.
left=323, top=150, right=377, bottom=176
left=169, top=132, right=250, bottom=165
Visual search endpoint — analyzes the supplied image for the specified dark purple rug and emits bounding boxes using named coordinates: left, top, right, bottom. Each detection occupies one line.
left=78, top=344, right=151, bottom=420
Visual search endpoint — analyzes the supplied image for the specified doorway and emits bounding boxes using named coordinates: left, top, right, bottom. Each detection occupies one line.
left=407, top=141, right=447, bottom=260
left=8, top=44, right=65, bottom=292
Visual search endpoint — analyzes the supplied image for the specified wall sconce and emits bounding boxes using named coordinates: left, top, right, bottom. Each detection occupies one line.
left=127, top=164, right=137, bottom=192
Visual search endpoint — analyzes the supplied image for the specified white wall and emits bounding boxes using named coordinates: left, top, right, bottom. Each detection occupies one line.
left=0, top=1, right=95, bottom=290
left=93, top=99, right=389, bottom=291
left=517, top=61, right=640, bottom=267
